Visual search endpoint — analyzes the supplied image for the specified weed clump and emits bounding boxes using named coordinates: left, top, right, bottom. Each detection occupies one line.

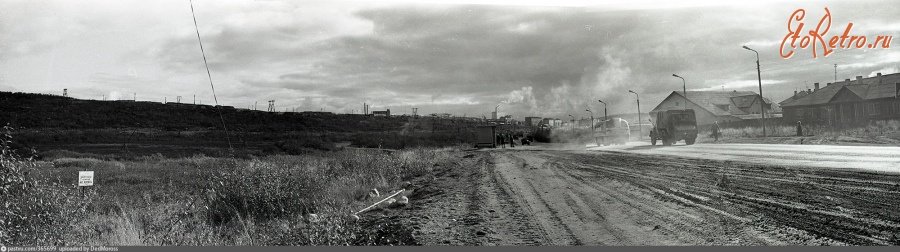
left=1, top=125, right=90, bottom=245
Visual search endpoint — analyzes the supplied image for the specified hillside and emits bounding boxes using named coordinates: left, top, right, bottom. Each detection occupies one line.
left=0, top=91, right=418, bottom=132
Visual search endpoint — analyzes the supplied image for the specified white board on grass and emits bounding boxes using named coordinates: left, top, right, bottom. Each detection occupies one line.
left=78, top=171, right=94, bottom=187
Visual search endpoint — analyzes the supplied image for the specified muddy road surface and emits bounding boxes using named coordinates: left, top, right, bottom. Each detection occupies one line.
left=593, top=142, right=900, bottom=173
left=369, top=144, right=900, bottom=245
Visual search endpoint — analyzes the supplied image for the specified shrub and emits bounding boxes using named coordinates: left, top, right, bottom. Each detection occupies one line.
left=203, top=148, right=449, bottom=227
left=1, top=124, right=91, bottom=245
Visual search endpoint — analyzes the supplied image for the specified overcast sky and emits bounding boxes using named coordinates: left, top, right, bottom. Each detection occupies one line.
left=1, top=0, right=898, bottom=119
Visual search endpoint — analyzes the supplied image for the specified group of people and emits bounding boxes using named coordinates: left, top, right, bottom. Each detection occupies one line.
left=496, top=132, right=525, bottom=148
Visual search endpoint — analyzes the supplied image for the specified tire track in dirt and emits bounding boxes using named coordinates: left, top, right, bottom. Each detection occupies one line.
left=403, top=147, right=900, bottom=245
left=490, top=152, right=583, bottom=245
left=561, top=150, right=900, bottom=245
left=540, top=154, right=740, bottom=245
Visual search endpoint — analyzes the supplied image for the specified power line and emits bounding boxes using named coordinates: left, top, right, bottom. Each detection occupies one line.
left=190, top=0, right=233, bottom=151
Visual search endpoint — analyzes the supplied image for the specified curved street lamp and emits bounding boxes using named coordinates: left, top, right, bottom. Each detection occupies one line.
left=743, top=45, right=766, bottom=137
left=672, top=74, right=686, bottom=110
left=628, top=90, right=642, bottom=141
left=597, top=99, right=608, bottom=121
left=586, top=109, right=595, bottom=145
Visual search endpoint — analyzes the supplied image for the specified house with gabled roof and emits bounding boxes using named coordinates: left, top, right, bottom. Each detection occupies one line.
left=650, top=90, right=773, bottom=126
left=779, top=72, right=900, bottom=126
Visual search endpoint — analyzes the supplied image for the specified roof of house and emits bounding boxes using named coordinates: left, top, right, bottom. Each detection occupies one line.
left=664, top=91, right=771, bottom=116
left=845, top=85, right=869, bottom=99
left=778, top=90, right=811, bottom=105
left=864, top=73, right=900, bottom=99
left=781, top=72, right=900, bottom=107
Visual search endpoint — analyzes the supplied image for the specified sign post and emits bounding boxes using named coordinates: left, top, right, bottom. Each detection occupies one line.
left=78, top=171, right=94, bottom=196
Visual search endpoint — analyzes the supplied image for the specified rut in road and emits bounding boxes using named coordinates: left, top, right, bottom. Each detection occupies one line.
left=555, top=150, right=900, bottom=245
left=402, top=149, right=900, bottom=245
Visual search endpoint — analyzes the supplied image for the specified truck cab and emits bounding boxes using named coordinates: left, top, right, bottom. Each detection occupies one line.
left=594, top=117, right=631, bottom=146
left=649, top=109, right=698, bottom=146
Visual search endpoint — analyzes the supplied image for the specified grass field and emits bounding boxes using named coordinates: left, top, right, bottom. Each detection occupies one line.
left=2, top=125, right=458, bottom=245
left=696, top=120, right=900, bottom=145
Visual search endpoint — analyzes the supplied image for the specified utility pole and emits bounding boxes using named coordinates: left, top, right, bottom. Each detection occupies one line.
left=193, top=95, right=196, bottom=105
left=134, top=93, right=136, bottom=102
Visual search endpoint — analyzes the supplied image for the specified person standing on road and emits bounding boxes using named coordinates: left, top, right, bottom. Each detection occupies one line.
left=509, top=133, right=515, bottom=148
left=796, top=121, right=803, bottom=136
left=712, top=121, right=720, bottom=141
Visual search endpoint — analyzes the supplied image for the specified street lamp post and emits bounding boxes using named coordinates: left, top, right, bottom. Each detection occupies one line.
left=597, top=99, right=608, bottom=121
left=743, top=45, right=766, bottom=137
left=586, top=109, right=596, bottom=146
left=568, top=114, right=575, bottom=139
left=628, top=90, right=642, bottom=141
left=672, top=74, right=686, bottom=110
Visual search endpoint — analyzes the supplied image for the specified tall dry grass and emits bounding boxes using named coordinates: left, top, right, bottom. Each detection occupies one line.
left=700, top=119, right=900, bottom=144
left=17, top=142, right=456, bottom=245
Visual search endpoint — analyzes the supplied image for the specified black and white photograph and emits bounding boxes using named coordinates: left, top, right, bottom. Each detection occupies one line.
left=1, top=0, right=899, bottom=248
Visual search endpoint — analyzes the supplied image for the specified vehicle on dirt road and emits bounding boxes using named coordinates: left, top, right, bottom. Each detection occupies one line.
left=649, top=109, right=698, bottom=146
left=594, top=118, right=631, bottom=146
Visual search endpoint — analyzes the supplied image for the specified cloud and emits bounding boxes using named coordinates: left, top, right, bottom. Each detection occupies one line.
left=869, top=66, right=899, bottom=77
left=2, top=0, right=899, bottom=118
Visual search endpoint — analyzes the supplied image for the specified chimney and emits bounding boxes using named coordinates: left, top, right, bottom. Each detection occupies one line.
left=814, top=83, right=820, bottom=90
left=878, top=73, right=882, bottom=84
left=807, top=88, right=812, bottom=93
left=845, top=78, right=851, bottom=84
left=794, top=90, right=798, bottom=96
left=856, top=75, right=863, bottom=85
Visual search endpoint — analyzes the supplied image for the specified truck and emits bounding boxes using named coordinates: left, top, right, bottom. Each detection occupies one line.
left=593, top=117, right=631, bottom=146
left=649, top=109, right=698, bottom=146
left=474, top=125, right=497, bottom=148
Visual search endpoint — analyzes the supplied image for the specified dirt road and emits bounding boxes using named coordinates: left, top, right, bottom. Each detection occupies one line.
left=374, top=143, right=900, bottom=245
left=592, top=142, right=900, bottom=173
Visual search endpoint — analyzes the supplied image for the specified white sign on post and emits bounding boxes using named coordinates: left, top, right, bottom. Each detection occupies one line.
left=78, top=171, right=94, bottom=187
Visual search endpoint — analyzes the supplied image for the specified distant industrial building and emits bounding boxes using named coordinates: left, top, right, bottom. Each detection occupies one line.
left=372, top=109, right=391, bottom=117
left=524, top=117, right=542, bottom=127
left=651, top=91, right=773, bottom=126
left=540, top=118, right=563, bottom=127
left=779, top=73, right=900, bottom=126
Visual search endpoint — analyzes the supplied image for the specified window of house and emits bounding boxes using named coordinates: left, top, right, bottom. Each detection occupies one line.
left=796, top=108, right=805, bottom=119
left=868, top=103, right=877, bottom=116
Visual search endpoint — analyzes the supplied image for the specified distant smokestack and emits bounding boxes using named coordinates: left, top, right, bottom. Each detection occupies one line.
left=814, top=83, right=820, bottom=90
left=856, top=76, right=863, bottom=85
